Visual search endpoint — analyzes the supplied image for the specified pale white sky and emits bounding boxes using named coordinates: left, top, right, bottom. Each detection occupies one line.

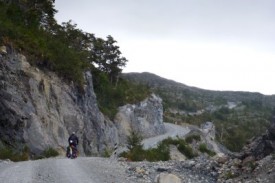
left=54, top=0, right=275, bottom=95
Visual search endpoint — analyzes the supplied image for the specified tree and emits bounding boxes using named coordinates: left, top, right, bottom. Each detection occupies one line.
left=3, top=0, right=57, bottom=29
left=0, top=0, right=128, bottom=88
left=57, top=21, right=95, bottom=52
left=91, top=35, right=128, bottom=85
left=126, top=130, right=143, bottom=150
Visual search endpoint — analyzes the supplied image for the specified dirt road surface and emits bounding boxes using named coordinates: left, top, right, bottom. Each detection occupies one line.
left=142, top=123, right=190, bottom=149
left=0, top=123, right=191, bottom=183
left=0, top=157, right=130, bottom=183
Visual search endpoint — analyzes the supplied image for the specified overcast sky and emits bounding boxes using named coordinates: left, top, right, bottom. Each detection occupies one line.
left=54, top=0, right=275, bottom=95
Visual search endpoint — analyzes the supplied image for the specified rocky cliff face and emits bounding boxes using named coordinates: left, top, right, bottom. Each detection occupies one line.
left=216, top=117, right=275, bottom=182
left=0, top=52, right=120, bottom=155
left=114, top=94, right=165, bottom=143
left=0, top=52, right=165, bottom=156
left=239, top=116, right=275, bottom=160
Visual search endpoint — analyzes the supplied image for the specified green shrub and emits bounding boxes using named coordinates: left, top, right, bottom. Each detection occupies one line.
left=120, top=132, right=170, bottom=161
left=185, top=134, right=201, bottom=143
left=120, top=130, right=145, bottom=161
left=224, top=171, right=237, bottom=180
left=41, top=147, right=59, bottom=158
left=121, top=136, right=201, bottom=161
left=120, top=142, right=170, bottom=162
left=177, top=142, right=197, bottom=159
left=145, top=143, right=170, bottom=161
left=161, top=137, right=198, bottom=159
left=162, top=137, right=180, bottom=145
left=0, top=145, right=29, bottom=162
left=121, top=145, right=146, bottom=161
left=248, top=161, right=257, bottom=171
left=103, top=148, right=111, bottom=158
left=198, top=143, right=216, bottom=157
left=126, top=131, right=143, bottom=150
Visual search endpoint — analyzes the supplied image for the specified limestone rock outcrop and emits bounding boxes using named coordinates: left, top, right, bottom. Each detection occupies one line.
left=0, top=52, right=167, bottom=156
left=0, top=53, right=119, bottom=155
left=114, top=94, right=165, bottom=143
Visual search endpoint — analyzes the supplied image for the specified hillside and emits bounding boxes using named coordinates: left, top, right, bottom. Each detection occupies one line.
left=1, top=118, right=274, bottom=183
left=122, top=72, right=275, bottom=151
left=0, top=1, right=274, bottom=182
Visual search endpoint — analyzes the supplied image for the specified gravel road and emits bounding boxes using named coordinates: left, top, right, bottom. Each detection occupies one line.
left=142, top=122, right=190, bottom=149
left=0, top=157, right=130, bottom=183
left=0, top=123, right=192, bottom=183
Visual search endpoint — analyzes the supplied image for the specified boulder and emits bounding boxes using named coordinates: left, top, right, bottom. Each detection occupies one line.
left=169, top=145, right=186, bottom=161
left=0, top=46, right=7, bottom=55
left=154, top=173, right=182, bottom=183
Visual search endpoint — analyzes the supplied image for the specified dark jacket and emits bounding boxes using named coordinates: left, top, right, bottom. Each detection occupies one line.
left=68, top=134, right=79, bottom=146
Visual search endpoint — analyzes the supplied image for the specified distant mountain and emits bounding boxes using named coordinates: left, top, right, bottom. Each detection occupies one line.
left=122, top=72, right=275, bottom=105
left=122, top=72, right=275, bottom=151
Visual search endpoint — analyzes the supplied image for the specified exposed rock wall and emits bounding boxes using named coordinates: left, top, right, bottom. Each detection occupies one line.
left=114, top=94, right=165, bottom=144
left=240, top=116, right=275, bottom=160
left=0, top=52, right=119, bottom=155
left=216, top=117, right=275, bottom=182
left=0, top=52, right=167, bottom=156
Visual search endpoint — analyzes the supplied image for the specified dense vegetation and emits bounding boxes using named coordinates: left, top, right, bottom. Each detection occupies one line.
left=0, top=0, right=151, bottom=119
left=121, top=131, right=216, bottom=161
left=93, top=73, right=151, bottom=118
left=120, top=131, right=170, bottom=161
left=0, top=144, right=29, bottom=162
left=0, top=143, right=59, bottom=161
left=182, top=103, right=271, bottom=151
left=122, top=72, right=275, bottom=152
left=0, top=0, right=126, bottom=85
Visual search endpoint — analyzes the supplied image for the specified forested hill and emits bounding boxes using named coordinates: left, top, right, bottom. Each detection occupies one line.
left=122, top=72, right=275, bottom=152
left=122, top=72, right=275, bottom=106
left=0, top=0, right=151, bottom=118
left=0, top=0, right=127, bottom=85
